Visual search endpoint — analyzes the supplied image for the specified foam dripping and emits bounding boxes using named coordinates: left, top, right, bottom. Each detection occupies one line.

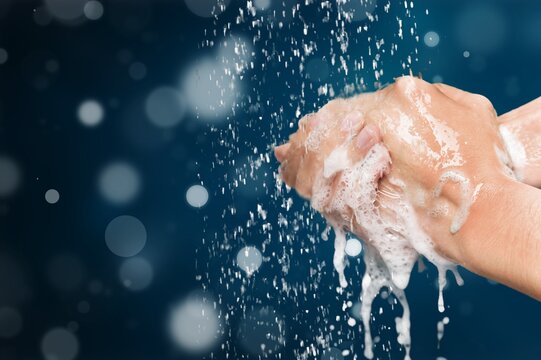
left=312, top=143, right=465, bottom=359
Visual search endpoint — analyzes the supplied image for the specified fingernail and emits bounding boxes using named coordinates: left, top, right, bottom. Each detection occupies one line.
left=355, top=124, right=380, bottom=151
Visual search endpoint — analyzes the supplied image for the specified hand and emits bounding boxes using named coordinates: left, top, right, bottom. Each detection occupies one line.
left=275, top=76, right=514, bottom=267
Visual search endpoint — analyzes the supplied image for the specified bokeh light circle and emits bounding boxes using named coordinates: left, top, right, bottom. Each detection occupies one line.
left=236, top=246, right=263, bottom=275
left=119, top=257, right=154, bottom=291
left=186, top=184, right=209, bottom=208
left=345, top=238, right=362, bottom=257
left=254, top=0, right=271, bottom=11
left=0, top=156, right=20, bottom=197
left=424, top=31, right=440, bottom=47
left=45, top=189, right=60, bottom=204
left=98, top=162, right=141, bottom=205
left=129, top=62, right=147, bottom=80
left=78, top=100, right=104, bottom=127
left=0, top=307, right=23, bottom=338
left=182, top=57, right=238, bottom=122
left=44, top=0, right=87, bottom=21
left=184, top=0, right=231, bottom=18
left=41, top=327, right=79, bottom=360
left=105, top=215, right=147, bottom=257
left=169, top=294, right=221, bottom=353
left=145, top=86, right=186, bottom=128
left=83, top=1, right=104, bottom=21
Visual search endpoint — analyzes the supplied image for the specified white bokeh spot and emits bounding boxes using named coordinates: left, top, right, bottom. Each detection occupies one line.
left=345, top=238, right=363, bottom=257
left=236, top=246, right=263, bottom=275
left=186, top=184, right=209, bottom=208
left=119, top=257, right=153, bottom=291
left=145, top=86, right=186, bottom=128
left=105, top=215, right=147, bottom=257
left=78, top=100, right=104, bottom=127
left=45, top=189, right=60, bottom=204
left=169, top=293, right=221, bottom=353
left=98, top=162, right=141, bottom=205
left=41, top=327, right=79, bottom=360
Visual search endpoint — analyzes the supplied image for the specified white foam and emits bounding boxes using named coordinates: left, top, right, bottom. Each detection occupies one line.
left=311, top=143, right=465, bottom=358
left=499, top=126, right=526, bottom=181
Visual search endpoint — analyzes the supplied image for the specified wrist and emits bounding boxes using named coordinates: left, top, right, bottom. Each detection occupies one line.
left=455, top=175, right=515, bottom=267
left=457, top=175, right=541, bottom=298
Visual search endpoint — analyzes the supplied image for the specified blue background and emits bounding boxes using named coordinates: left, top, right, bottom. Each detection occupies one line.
left=0, top=0, right=540, bottom=359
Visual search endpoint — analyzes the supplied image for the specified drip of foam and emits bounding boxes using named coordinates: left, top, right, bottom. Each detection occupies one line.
left=311, top=143, right=466, bottom=359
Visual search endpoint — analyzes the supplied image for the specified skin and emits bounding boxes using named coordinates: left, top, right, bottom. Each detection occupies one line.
left=275, top=76, right=541, bottom=300
left=498, top=96, right=541, bottom=187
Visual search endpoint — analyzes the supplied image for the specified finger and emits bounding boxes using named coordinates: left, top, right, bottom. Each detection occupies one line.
left=274, top=143, right=290, bottom=163
left=497, top=96, right=541, bottom=125
left=434, top=83, right=495, bottom=114
left=433, top=83, right=473, bottom=106
left=340, top=111, right=364, bottom=135
left=348, top=123, right=382, bottom=164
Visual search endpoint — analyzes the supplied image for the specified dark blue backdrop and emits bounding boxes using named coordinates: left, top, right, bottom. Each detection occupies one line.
left=1, top=1, right=540, bottom=359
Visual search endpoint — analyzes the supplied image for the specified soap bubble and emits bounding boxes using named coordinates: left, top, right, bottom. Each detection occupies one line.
left=98, top=162, right=141, bottom=205
left=184, top=0, right=231, bottom=18
left=0, top=48, right=7, bottom=65
left=78, top=100, right=104, bottom=127
left=47, top=254, right=85, bottom=292
left=119, top=257, right=153, bottom=291
left=186, top=185, right=209, bottom=208
left=105, top=215, right=147, bottom=257
left=423, top=31, right=440, bottom=47
left=456, top=3, right=507, bottom=54
left=238, top=306, right=286, bottom=356
left=45, top=189, right=60, bottom=204
left=83, top=1, right=104, bottom=21
left=44, top=0, right=86, bottom=21
left=182, top=57, right=239, bottom=122
left=236, top=246, right=263, bottom=275
left=345, top=238, right=363, bottom=257
left=0, top=308, right=23, bottom=338
left=168, top=293, right=221, bottom=354
left=41, top=327, right=79, bottom=360
left=339, top=0, right=378, bottom=22
left=145, top=86, right=186, bottom=128
left=321, top=347, right=344, bottom=360
left=0, top=156, right=20, bottom=198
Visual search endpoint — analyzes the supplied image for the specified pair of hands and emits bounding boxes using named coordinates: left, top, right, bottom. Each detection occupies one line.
left=274, top=76, right=528, bottom=267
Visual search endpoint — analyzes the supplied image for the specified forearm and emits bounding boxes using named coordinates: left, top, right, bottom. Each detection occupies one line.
left=499, top=97, right=541, bottom=187
left=458, top=178, right=541, bottom=300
